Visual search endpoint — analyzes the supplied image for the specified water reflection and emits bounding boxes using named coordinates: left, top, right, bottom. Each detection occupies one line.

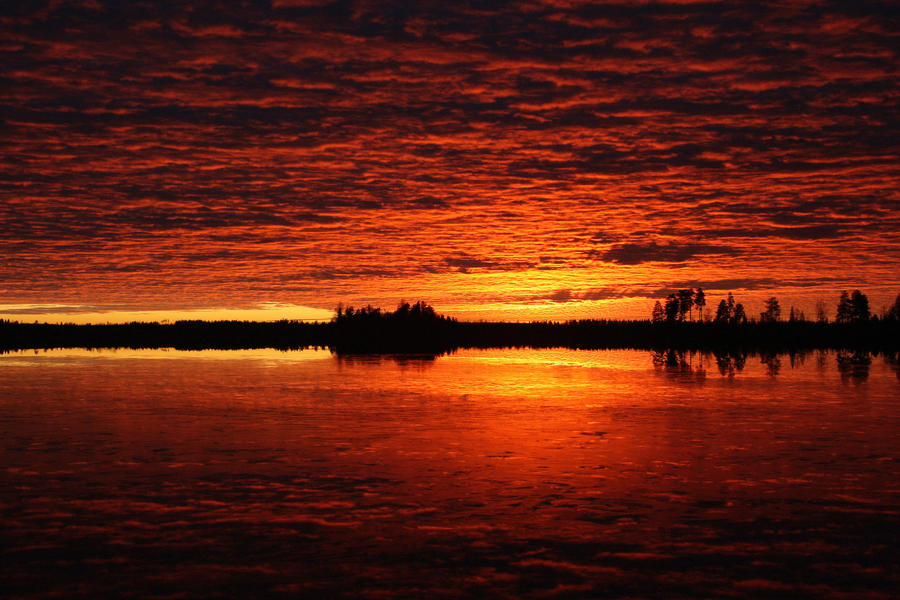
left=650, top=349, right=708, bottom=383
left=1, top=348, right=898, bottom=599
left=759, top=351, right=782, bottom=377
left=887, top=351, right=900, bottom=381
left=714, top=350, right=748, bottom=377
left=652, top=348, right=754, bottom=379
left=649, top=348, right=898, bottom=383
left=836, top=350, right=872, bottom=383
left=335, top=352, right=440, bottom=369
left=788, top=350, right=807, bottom=369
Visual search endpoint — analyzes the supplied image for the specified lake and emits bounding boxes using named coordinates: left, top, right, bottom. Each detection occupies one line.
left=2, top=347, right=898, bottom=599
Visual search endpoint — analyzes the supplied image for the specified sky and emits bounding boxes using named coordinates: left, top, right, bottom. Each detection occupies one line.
left=2, top=0, right=898, bottom=323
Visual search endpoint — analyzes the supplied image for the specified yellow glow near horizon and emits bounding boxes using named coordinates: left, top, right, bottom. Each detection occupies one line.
left=0, top=303, right=335, bottom=325
left=0, top=347, right=334, bottom=362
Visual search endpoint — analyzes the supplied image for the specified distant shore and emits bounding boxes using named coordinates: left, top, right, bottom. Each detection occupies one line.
left=2, top=317, right=898, bottom=355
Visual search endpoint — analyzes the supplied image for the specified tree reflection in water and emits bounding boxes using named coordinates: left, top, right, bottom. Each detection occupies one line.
left=650, top=349, right=708, bottom=383
left=713, top=349, right=747, bottom=377
left=887, top=351, right=900, bottom=381
left=335, top=353, right=439, bottom=371
left=760, top=352, right=782, bottom=377
left=836, top=350, right=872, bottom=384
left=648, top=348, right=895, bottom=383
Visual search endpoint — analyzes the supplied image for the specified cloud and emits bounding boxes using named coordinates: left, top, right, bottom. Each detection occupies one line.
left=0, top=303, right=113, bottom=315
left=529, top=286, right=669, bottom=303
left=700, top=225, right=847, bottom=240
left=597, top=242, right=741, bottom=265
left=580, top=287, right=654, bottom=301
left=0, top=1, right=897, bottom=316
left=548, top=288, right=573, bottom=302
left=443, top=253, right=534, bottom=273
left=444, top=256, right=500, bottom=270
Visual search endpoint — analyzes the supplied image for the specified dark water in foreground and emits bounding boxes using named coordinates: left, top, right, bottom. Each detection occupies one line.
left=2, top=348, right=898, bottom=599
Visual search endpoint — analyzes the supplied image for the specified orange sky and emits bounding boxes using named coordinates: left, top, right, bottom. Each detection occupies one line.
left=1, top=1, right=898, bottom=323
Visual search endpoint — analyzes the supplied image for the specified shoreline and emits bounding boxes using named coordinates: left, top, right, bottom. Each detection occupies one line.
left=2, top=318, right=898, bottom=354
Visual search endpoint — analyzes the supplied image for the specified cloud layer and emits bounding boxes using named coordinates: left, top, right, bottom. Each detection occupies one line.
left=2, top=1, right=898, bottom=319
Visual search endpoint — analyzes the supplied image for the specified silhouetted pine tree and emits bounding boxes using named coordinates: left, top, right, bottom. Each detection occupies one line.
left=651, top=301, right=665, bottom=323
left=850, top=290, right=870, bottom=322
left=694, top=288, right=706, bottom=321
left=836, top=291, right=853, bottom=324
left=761, top=297, right=781, bottom=322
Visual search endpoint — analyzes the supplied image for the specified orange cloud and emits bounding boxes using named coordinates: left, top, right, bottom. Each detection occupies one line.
left=1, top=1, right=897, bottom=321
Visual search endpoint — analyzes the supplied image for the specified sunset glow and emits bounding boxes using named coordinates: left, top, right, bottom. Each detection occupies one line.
left=2, top=1, right=898, bottom=321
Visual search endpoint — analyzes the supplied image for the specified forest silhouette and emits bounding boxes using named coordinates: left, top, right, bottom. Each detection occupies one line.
left=2, top=292, right=899, bottom=355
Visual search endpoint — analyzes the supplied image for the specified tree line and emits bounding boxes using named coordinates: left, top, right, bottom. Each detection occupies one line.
left=651, top=289, right=900, bottom=325
left=2, top=296, right=900, bottom=354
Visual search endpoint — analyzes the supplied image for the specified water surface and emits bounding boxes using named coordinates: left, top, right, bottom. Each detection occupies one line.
left=2, top=348, right=898, bottom=598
